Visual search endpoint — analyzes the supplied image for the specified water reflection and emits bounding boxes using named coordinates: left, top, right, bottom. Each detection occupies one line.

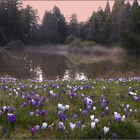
left=62, top=70, right=88, bottom=80
left=0, top=49, right=140, bottom=80
left=34, top=66, right=43, bottom=81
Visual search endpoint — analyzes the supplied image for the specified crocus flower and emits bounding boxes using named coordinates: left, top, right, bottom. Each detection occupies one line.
left=114, top=113, right=121, bottom=123
left=30, top=99, right=36, bottom=106
left=30, top=127, right=36, bottom=136
left=49, top=90, right=56, bottom=98
left=57, top=103, right=65, bottom=112
left=8, top=113, right=16, bottom=124
left=35, top=109, right=40, bottom=114
left=30, top=112, right=34, bottom=116
left=91, top=122, right=96, bottom=129
left=86, top=104, right=92, bottom=110
left=76, top=121, right=81, bottom=128
left=94, top=118, right=99, bottom=124
left=35, top=125, right=40, bottom=131
left=102, top=112, right=105, bottom=118
left=103, top=126, right=109, bottom=135
left=121, top=115, right=126, bottom=122
left=73, top=114, right=78, bottom=119
left=105, top=107, right=109, bottom=114
left=65, top=105, right=70, bottom=110
left=3, top=106, right=7, bottom=112
left=58, top=122, right=65, bottom=130
left=130, top=109, right=133, bottom=113
left=41, top=110, right=46, bottom=116
left=90, top=115, right=94, bottom=121
left=41, top=122, right=47, bottom=129
left=93, top=106, right=96, bottom=111
left=70, top=122, right=76, bottom=130
left=82, top=110, right=88, bottom=116
left=126, top=104, right=129, bottom=109
left=58, top=111, right=67, bottom=121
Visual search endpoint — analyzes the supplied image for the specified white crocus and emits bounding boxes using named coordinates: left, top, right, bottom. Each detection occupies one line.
left=50, top=90, right=53, bottom=94
left=41, top=122, right=47, bottom=129
left=3, top=106, right=7, bottom=112
left=58, top=103, right=63, bottom=110
left=93, top=106, right=96, bottom=111
left=130, top=109, right=133, bottom=112
left=106, top=107, right=109, bottom=110
left=90, top=115, right=95, bottom=121
left=70, top=122, right=76, bottom=130
left=121, top=115, right=126, bottom=122
left=91, top=122, right=96, bottom=129
left=94, top=118, right=99, bottom=124
left=65, top=105, right=70, bottom=110
left=103, top=126, right=109, bottom=135
left=126, top=104, right=129, bottom=109
left=114, top=112, right=118, bottom=115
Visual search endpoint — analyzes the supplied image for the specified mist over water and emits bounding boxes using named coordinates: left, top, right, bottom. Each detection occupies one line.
left=0, top=46, right=140, bottom=81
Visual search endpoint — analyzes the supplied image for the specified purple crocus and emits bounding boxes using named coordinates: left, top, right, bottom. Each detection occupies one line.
left=35, top=109, right=40, bottom=114
left=30, top=112, right=34, bottom=116
left=76, top=121, right=81, bottom=128
left=114, top=113, right=121, bottom=123
left=58, top=122, right=65, bottom=130
left=58, top=111, right=67, bottom=121
left=102, top=112, right=105, bottom=118
left=49, top=91, right=56, bottom=98
left=72, top=114, right=78, bottom=119
left=105, top=107, right=109, bottom=114
left=86, top=104, right=92, bottom=110
left=21, top=102, right=27, bottom=108
left=41, top=110, right=46, bottom=116
left=8, top=114, right=16, bottom=124
left=82, top=110, right=88, bottom=116
left=35, top=125, right=40, bottom=131
left=30, top=127, right=36, bottom=136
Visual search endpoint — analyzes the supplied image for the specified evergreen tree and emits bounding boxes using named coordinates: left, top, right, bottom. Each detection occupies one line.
left=53, top=6, right=68, bottom=43
left=68, top=14, right=79, bottom=37
left=123, top=0, right=140, bottom=52
left=0, top=0, right=22, bottom=45
left=111, top=0, right=125, bottom=44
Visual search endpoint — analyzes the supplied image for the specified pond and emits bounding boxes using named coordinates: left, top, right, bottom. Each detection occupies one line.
left=0, top=46, right=140, bottom=81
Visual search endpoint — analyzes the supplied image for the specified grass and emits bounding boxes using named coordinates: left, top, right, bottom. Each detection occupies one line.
left=0, top=77, right=140, bottom=139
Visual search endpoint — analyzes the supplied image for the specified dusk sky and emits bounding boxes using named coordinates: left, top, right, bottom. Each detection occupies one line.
left=23, top=1, right=134, bottom=22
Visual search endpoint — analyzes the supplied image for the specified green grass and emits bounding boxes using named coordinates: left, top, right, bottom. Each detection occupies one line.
left=0, top=78, right=140, bottom=139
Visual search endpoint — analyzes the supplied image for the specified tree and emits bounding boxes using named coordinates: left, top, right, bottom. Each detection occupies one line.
left=101, top=1, right=111, bottom=44
left=52, top=6, right=68, bottom=43
left=110, top=0, right=125, bottom=44
left=104, top=1, right=110, bottom=14
left=68, top=14, right=79, bottom=37
left=41, top=6, right=67, bottom=44
left=41, top=11, right=59, bottom=43
left=20, top=5, right=39, bottom=44
left=123, top=0, right=140, bottom=52
left=0, top=0, right=22, bottom=45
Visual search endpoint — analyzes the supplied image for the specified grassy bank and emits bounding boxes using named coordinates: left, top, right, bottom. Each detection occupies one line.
left=0, top=77, right=140, bottom=139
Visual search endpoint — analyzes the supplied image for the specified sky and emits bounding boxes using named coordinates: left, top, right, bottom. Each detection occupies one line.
left=23, top=0, right=134, bottom=23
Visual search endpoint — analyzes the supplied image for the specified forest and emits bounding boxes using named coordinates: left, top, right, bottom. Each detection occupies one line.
left=0, top=0, right=140, bottom=52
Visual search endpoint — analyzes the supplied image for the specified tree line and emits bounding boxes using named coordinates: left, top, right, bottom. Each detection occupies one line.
left=0, top=0, right=140, bottom=52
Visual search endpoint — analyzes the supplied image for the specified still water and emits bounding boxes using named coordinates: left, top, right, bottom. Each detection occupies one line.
left=0, top=47, right=140, bottom=81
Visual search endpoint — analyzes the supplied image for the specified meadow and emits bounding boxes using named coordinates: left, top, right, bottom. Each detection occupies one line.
left=0, top=77, right=140, bottom=139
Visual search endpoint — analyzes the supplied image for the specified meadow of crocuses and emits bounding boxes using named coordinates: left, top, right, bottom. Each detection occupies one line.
left=0, top=77, right=140, bottom=139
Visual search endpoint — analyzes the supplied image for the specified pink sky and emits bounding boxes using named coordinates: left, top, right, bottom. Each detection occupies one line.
left=23, top=1, right=134, bottom=23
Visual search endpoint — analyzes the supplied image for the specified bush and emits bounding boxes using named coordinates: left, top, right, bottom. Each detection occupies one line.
left=69, top=38, right=83, bottom=47
left=83, top=40, right=96, bottom=47
left=68, top=37, right=96, bottom=48
left=65, top=35, right=77, bottom=44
